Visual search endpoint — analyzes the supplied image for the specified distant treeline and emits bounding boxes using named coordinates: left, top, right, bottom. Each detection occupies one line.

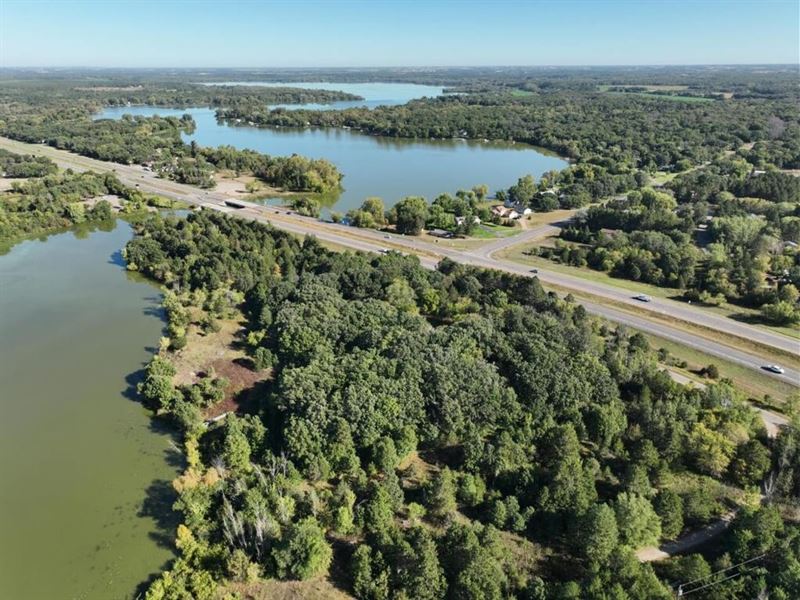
left=4, top=65, right=797, bottom=97
left=0, top=79, right=361, bottom=111
left=217, top=91, right=799, bottom=172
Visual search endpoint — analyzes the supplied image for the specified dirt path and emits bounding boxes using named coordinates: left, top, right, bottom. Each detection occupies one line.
left=665, top=369, right=789, bottom=438
left=636, top=385, right=788, bottom=563
left=636, top=513, right=736, bottom=562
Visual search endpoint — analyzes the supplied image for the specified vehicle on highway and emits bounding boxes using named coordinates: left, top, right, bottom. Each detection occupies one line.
left=531, top=268, right=538, bottom=274
left=763, top=364, right=785, bottom=374
left=384, top=235, right=391, bottom=239
left=633, top=294, right=652, bottom=302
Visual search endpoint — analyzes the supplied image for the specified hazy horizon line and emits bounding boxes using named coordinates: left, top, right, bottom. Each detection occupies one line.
left=2, top=63, right=799, bottom=71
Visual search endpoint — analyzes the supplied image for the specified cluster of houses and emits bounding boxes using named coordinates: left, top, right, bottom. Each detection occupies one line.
left=491, top=204, right=532, bottom=220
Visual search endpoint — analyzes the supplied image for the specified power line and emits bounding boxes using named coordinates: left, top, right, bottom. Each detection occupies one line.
left=676, top=553, right=767, bottom=597
left=680, top=569, right=751, bottom=597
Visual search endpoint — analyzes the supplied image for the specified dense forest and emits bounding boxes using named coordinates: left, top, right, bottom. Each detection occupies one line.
left=0, top=147, right=57, bottom=177
left=124, top=210, right=800, bottom=600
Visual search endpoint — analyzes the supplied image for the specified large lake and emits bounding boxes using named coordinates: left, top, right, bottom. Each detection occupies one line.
left=0, top=222, right=179, bottom=599
left=97, top=83, right=566, bottom=213
left=203, top=81, right=446, bottom=110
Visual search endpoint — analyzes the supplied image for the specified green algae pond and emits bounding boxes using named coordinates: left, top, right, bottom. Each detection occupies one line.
left=0, top=221, right=179, bottom=599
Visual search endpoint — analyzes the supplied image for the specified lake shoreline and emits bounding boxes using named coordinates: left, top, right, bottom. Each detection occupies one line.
left=95, top=103, right=567, bottom=213
left=95, top=102, right=568, bottom=162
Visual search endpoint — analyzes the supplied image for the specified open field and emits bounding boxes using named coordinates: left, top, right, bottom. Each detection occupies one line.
left=598, top=84, right=691, bottom=92
left=219, top=579, right=353, bottom=600
left=169, top=311, right=270, bottom=419
left=605, top=91, right=715, bottom=103
left=597, top=84, right=716, bottom=103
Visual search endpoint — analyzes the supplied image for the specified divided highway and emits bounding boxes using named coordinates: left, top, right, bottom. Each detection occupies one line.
left=1, top=137, right=798, bottom=386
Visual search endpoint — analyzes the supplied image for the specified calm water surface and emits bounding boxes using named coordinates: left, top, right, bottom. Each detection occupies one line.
left=0, top=222, right=179, bottom=599
left=203, top=81, right=446, bottom=110
left=98, top=104, right=566, bottom=213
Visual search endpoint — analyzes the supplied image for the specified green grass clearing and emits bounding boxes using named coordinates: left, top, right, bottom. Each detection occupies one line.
left=649, top=171, right=680, bottom=186
left=598, top=84, right=691, bottom=92
left=603, top=90, right=715, bottom=103
left=469, top=222, right=521, bottom=239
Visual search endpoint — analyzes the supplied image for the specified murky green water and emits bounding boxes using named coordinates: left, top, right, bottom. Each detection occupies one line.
left=0, top=221, right=179, bottom=599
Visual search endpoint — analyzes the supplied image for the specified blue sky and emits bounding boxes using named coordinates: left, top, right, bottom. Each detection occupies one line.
left=1, top=0, right=798, bottom=67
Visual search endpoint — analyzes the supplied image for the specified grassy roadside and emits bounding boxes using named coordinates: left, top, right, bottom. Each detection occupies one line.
left=566, top=281, right=800, bottom=368
left=495, top=243, right=800, bottom=342
left=645, top=333, right=798, bottom=405
left=469, top=222, right=520, bottom=239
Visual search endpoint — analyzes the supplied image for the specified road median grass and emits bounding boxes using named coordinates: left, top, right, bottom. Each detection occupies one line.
left=495, top=243, right=800, bottom=342
left=646, top=333, right=798, bottom=405
left=561, top=282, right=800, bottom=369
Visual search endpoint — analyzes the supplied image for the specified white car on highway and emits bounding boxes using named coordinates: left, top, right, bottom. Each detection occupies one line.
left=633, top=294, right=652, bottom=302
left=763, top=365, right=785, bottom=374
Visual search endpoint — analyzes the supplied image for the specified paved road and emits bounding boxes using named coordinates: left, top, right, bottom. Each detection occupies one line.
left=472, top=222, right=562, bottom=258
left=1, top=137, right=798, bottom=385
left=754, top=406, right=791, bottom=438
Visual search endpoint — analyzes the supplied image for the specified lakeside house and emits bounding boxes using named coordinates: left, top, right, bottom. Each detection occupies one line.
left=455, top=215, right=481, bottom=226
left=491, top=205, right=521, bottom=220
